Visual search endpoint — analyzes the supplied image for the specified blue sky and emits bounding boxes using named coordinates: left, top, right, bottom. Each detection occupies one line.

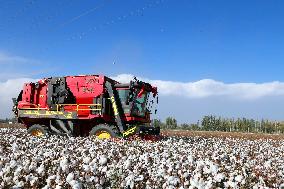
left=1, top=0, right=284, bottom=122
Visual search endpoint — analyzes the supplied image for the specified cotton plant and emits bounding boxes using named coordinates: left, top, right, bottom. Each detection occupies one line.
left=0, top=128, right=284, bottom=188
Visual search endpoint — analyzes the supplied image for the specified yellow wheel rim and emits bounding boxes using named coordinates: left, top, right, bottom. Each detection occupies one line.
left=31, top=129, right=44, bottom=137
left=96, top=131, right=111, bottom=139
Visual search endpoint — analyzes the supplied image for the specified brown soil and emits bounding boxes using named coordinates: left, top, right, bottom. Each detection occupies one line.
left=1, top=124, right=283, bottom=140
left=161, top=130, right=284, bottom=140
left=0, top=123, right=25, bottom=129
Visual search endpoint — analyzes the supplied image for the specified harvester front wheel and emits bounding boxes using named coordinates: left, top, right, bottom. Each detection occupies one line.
left=90, top=124, right=118, bottom=139
left=27, top=124, right=49, bottom=137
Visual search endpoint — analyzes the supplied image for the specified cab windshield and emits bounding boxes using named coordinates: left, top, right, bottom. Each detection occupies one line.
left=132, top=92, right=148, bottom=117
left=117, top=88, right=149, bottom=117
left=117, top=89, right=130, bottom=113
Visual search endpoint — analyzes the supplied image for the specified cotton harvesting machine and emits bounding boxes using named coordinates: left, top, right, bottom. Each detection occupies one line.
left=12, top=75, right=160, bottom=139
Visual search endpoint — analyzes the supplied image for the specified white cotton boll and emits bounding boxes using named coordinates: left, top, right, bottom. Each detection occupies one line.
left=10, top=160, right=17, bottom=169
left=99, top=166, right=106, bottom=173
left=99, top=156, right=108, bottom=165
left=36, top=164, right=45, bottom=175
left=89, top=158, right=97, bottom=166
left=25, top=174, right=31, bottom=182
left=126, top=179, right=134, bottom=189
left=188, top=155, right=194, bottom=163
left=60, top=158, right=68, bottom=165
left=85, top=175, right=92, bottom=183
left=14, top=166, right=22, bottom=177
left=203, top=165, right=211, bottom=175
left=13, top=175, right=19, bottom=183
left=252, top=184, right=258, bottom=189
left=55, top=175, right=62, bottom=185
left=13, top=180, right=24, bottom=188
left=257, top=176, right=265, bottom=184
left=95, top=184, right=103, bottom=189
left=30, top=177, right=38, bottom=186
left=83, top=157, right=91, bottom=164
left=168, top=176, right=180, bottom=186
left=55, top=185, right=62, bottom=189
left=264, top=161, right=271, bottom=169
left=279, top=183, right=284, bottom=189
left=3, top=166, right=11, bottom=175
left=175, top=163, right=180, bottom=170
left=162, top=182, right=167, bottom=189
left=66, top=172, right=74, bottom=183
left=83, top=164, right=90, bottom=172
left=227, top=180, right=237, bottom=188
left=71, top=181, right=82, bottom=189
left=12, top=143, right=19, bottom=152
left=214, top=173, right=225, bottom=182
left=60, top=158, right=69, bottom=173
left=120, top=181, right=126, bottom=188
left=94, top=176, right=99, bottom=183
left=125, top=174, right=135, bottom=188
left=184, top=180, right=190, bottom=186
left=183, top=172, right=189, bottom=179
left=135, top=175, right=144, bottom=181
left=167, top=167, right=173, bottom=174
left=3, top=176, right=12, bottom=184
left=204, top=180, right=213, bottom=189
left=235, top=175, right=243, bottom=183
left=99, top=177, right=105, bottom=185
left=91, top=164, right=98, bottom=174
left=124, top=160, right=131, bottom=169
left=42, top=185, right=49, bottom=189
left=29, top=161, right=37, bottom=171
left=68, top=179, right=82, bottom=189
left=157, top=168, right=166, bottom=177
left=209, top=163, right=219, bottom=175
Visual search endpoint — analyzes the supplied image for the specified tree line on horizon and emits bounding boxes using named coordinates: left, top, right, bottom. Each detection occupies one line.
left=1, top=116, right=284, bottom=134
left=153, top=115, right=284, bottom=134
left=0, top=118, right=16, bottom=124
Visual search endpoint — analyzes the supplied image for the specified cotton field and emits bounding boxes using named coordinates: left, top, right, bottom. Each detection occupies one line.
left=0, top=128, right=284, bottom=189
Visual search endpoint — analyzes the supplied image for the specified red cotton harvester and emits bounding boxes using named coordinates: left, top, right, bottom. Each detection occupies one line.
left=12, top=75, right=160, bottom=139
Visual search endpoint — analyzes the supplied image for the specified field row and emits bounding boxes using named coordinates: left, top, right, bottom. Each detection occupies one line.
left=0, top=128, right=283, bottom=188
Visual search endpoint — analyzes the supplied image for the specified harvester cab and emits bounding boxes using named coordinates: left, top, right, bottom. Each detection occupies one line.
left=105, top=77, right=159, bottom=138
left=12, top=75, right=160, bottom=139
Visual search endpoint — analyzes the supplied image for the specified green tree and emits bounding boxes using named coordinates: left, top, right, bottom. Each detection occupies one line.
left=165, top=117, right=177, bottom=129
left=180, top=123, right=190, bottom=130
left=153, top=119, right=164, bottom=129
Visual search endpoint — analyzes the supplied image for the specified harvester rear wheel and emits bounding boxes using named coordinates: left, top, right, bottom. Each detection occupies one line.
left=89, top=124, right=118, bottom=139
left=27, top=124, right=49, bottom=137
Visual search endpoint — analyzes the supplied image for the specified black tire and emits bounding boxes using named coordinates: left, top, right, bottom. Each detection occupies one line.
left=89, top=124, right=119, bottom=139
left=27, top=124, right=49, bottom=137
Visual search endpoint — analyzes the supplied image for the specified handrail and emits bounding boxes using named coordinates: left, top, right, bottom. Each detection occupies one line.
left=19, top=107, right=48, bottom=110
left=19, top=104, right=102, bottom=113
left=19, top=104, right=48, bottom=111
left=56, top=104, right=102, bottom=112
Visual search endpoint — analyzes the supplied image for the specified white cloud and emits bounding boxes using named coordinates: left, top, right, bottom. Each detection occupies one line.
left=112, top=74, right=284, bottom=99
left=0, top=78, right=37, bottom=118
left=1, top=74, right=284, bottom=118
left=0, top=52, right=30, bottom=64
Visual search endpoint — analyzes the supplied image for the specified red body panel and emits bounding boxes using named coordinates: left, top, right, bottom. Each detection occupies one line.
left=17, top=75, right=151, bottom=124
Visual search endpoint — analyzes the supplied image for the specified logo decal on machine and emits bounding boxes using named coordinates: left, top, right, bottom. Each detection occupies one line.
left=22, top=110, right=73, bottom=119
